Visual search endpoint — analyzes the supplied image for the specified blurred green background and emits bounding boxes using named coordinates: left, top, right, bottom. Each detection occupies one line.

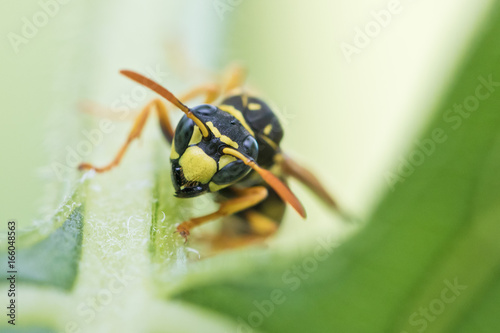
left=1, top=0, right=499, bottom=332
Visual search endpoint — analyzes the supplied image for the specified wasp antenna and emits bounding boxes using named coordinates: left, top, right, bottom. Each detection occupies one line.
left=222, top=148, right=306, bottom=218
left=120, top=70, right=210, bottom=137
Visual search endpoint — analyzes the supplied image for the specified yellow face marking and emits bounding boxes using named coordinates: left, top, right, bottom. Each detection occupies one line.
left=188, top=126, right=202, bottom=145
left=220, top=136, right=239, bottom=148
left=206, top=121, right=221, bottom=137
left=170, top=137, right=179, bottom=159
left=218, top=155, right=236, bottom=169
left=206, top=121, right=239, bottom=149
left=248, top=103, right=261, bottom=111
left=218, top=104, right=255, bottom=136
left=209, top=182, right=230, bottom=192
left=263, top=124, right=273, bottom=135
left=179, top=146, right=217, bottom=184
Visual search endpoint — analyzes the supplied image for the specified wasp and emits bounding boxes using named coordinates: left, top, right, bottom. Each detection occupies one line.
left=79, top=66, right=343, bottom=247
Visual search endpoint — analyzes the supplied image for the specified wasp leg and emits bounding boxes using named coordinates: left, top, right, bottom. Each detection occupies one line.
left=79, top=100, right=139, bottom=121
left=245, top=210, right=279, bottom=236
left=202, top=210, right=278, bottom=252
left=176, top=186, right=268, bottom=242
left=280, top=154, right=352, bottom=220
left=178, top=83, right=220, bottom=104
left=78, top=98, right=174, bottom=173
left=221, top=64, right=247, bottom=93
left=79, top=83, right=220, bottom=121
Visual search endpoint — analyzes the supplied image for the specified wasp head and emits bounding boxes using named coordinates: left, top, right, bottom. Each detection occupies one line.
left=170, top=104, right=258, bottom=198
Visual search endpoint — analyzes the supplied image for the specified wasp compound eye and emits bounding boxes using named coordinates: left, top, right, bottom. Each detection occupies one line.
left=242, top=135, right=258, bottom=158
left=211, top=160, right=250, bottom=186
left=172, top=116, right=195, bottom=159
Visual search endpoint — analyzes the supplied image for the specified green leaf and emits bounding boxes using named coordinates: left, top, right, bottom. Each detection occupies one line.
left=172, top=2, right=500, bottom=333
left=1, top=188, right=84, bottom=291
left=15, top=205, right=84, bottom=290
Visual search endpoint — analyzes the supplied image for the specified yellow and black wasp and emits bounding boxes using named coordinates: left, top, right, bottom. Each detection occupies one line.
left=79, top=66, right=342, bottom=247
